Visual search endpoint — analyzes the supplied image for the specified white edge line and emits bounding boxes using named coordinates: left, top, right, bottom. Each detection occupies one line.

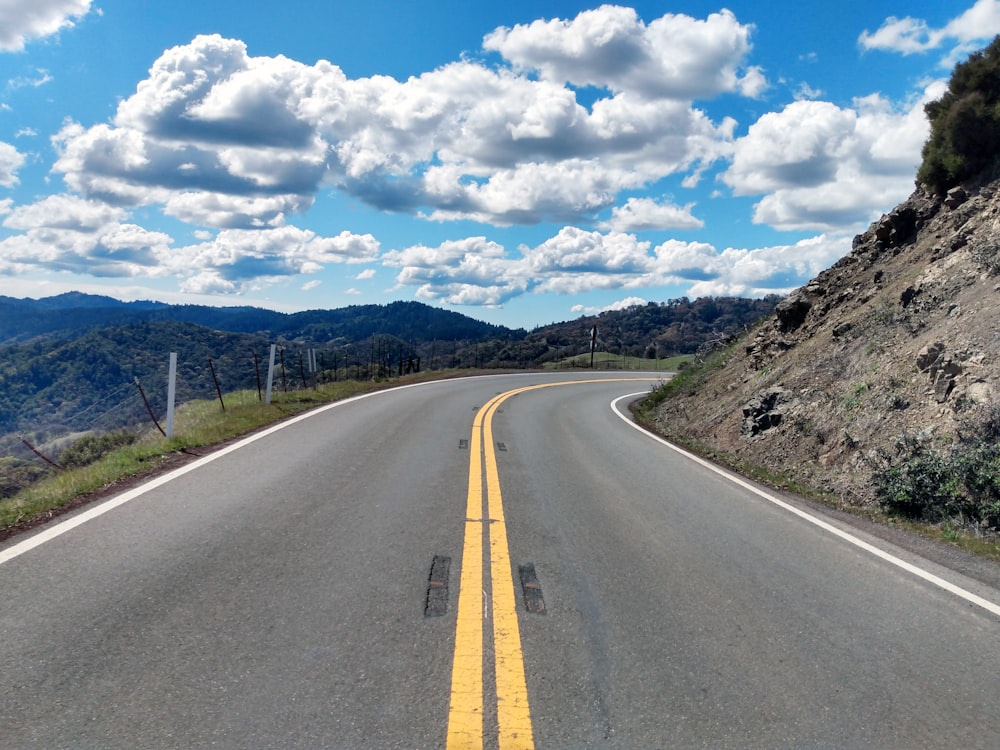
left=611, top=392, right=1000, bottom=619
left=0, top=382, right=440, bottom=567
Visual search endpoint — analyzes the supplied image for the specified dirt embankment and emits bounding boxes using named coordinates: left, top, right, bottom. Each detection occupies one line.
left=650, top=180, right=1000, bottom=509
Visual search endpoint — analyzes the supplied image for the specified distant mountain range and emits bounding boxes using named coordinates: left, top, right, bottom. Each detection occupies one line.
left=0, top=292, right=516, bottom=347
left=0, top=293, right=779, bottom=450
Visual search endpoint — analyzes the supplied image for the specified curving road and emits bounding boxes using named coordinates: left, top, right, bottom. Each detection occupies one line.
left=1, top=372, right=998, bottom=749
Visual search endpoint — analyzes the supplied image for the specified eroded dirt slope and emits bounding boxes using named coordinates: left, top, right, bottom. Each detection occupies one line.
left=651, top=180, right=1000, bottom=508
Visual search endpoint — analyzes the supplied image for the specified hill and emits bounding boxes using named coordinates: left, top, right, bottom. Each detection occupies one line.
left=517, top=296, right=781, bottom=365
left=0, top=294, right=776, bottom=453
left=647, top=177, right=1000, bottom=529
left=0, top=294, right=515, bottom=347
left=645, top=39, right=1000, bottom=535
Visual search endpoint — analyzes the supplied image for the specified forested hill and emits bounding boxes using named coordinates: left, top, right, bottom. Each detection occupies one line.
left=0, top=293, right=517, bottom=346
left=517, top=296, right=783, bottom=362
left=0, top=292, right=780, bottom=445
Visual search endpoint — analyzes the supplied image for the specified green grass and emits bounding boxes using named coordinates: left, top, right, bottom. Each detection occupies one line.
left=544, top=351, right=691, bottom=371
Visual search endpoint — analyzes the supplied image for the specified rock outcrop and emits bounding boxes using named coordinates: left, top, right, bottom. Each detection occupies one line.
left=651, top=177, right=1000, bottom=506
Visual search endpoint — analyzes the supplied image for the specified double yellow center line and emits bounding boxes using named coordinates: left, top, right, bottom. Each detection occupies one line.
left=447, top=385, right=535, bottom=750
left=447, top=379, right=649, bottom=749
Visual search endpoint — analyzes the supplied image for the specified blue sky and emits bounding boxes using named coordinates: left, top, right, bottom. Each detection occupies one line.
left=0, top=1, right=994, bottom=329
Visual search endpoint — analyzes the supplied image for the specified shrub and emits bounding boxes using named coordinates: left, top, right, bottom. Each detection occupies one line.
left=876, top=412, right=1000, bottom=529
left=878, top=450, right=965, bottom=520
left=0, top=457, right=50, bottom=499
left=58, top=429, right=138, bottom=469
left=918, top=36, right=1000, bottom=194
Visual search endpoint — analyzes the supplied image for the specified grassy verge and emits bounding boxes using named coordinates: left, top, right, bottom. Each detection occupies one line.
left=0, top=374, right=451, bottom=534
left=544, top=352, right=692, bottom=371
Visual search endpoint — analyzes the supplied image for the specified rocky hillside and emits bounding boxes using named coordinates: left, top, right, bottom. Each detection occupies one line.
left=648, top=178, right=1000, bottom=514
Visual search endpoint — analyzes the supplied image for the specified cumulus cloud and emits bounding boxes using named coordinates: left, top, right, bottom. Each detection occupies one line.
left=0, top=0, right=91, bottom=52
left=483, top=6, right=761, bottom=99
left=0, top=195, right=172, bottom=278
left=384, top=226, right=854, bottom=307
left=52, top=8, right=747, bottom=232
left=382, top=237, right=525, bottom=307
left=2, top=194, right=125, bottom=230
left=0, top=192, right=378, bottom=291
left=599, top=196, right=703, bottom=232
left=860, top=0, right=1000, bottom=60
left=0, top=142, right=25, bottom=187
left=572, top=296, right=648, bottom=315
left=10, top=5, right=937, bottom=306
left=720, top=89, right=934, bottom=232
left=684, top=235, right=852, bottom=297
left=167, top=226, right=379, bottom=290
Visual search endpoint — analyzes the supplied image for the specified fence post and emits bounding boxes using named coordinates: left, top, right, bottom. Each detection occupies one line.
left=208, top=357, right=225, bottom=412
left=253, top=349, right=263, bottom=401
left=265, top=344, right=277, bottom=404
left=166, top=352, right=177, bottom=438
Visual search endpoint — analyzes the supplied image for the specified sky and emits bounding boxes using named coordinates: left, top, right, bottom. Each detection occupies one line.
left=0, top=1, right=996, bottom=329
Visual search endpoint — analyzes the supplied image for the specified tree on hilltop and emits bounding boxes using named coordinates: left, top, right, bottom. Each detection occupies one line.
left=919, top=35, right=1000, bottom=194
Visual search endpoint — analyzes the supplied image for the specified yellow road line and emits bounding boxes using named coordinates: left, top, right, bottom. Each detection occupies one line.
left=446, top=407, right=487, bottom=750
left=448, top=378, right=652, bottom=748
left=483, top=394, right=534, bottom=750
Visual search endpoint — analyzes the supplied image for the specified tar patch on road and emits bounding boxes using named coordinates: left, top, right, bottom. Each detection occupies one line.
left=459, top=439, right=469, bottom=450
left=518, top=563, right=546, bottom=614
left=425, top=555, right=451, bottom=617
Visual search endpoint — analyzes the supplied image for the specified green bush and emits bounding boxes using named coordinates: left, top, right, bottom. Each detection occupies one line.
left=58, top=429, right=138, bottom=469
left=876, top=412, right=1000, bottom=529
left=918, top=36, right=1000, bottom=194
left=878, top=450, right=965, bottom=520
left=0, top=457, right=51, bottom=499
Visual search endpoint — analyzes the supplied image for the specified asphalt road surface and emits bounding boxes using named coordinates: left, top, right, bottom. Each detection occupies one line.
left=2, top=372, right=998, bottom=749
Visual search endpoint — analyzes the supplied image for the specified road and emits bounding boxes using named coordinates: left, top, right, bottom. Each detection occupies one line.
left=1, top=372, right=998, bottom=749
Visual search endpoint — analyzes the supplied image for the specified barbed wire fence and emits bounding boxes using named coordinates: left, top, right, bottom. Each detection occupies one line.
left=1, top=338, right=425, bottom=477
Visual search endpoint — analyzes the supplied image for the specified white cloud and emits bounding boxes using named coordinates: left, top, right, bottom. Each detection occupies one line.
left=572, top=296, right=648, bottom=315
left=2, top=194, right=125, bottom=231
left=0, top=0, right=91, bottom=52
left=483, top=6, right=761, bottom=100
left=167, top=226, right=379, bottom=289
left=860, top=0, right=1000, bottom=60
left=684, top=235, right=851, bottom=298
left=859, top=16, right=937, bottom=55
left=0, top=141, right=25, bottom=187
left=0, top=210, right=173, bottom=277
left=382, top=225, right=856, bottom=308
left=383, top=237, right=526, bottom=307
left=0, top=204, right=173, bottom=278
left=7, top=68, right=53, bottom=90
left=737, top=66, right=768, bottom=98
left=720, top=89, right=933, bottom=232
left=51, top=7, right=751, bottom=232
left=0, top=192, right=378, bottom=292
left=599, top=196, right=703, bottom=232
left=723, top=101, right=858, bottom=196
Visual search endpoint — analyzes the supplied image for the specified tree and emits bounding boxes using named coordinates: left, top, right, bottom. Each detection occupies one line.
left=919, top=36, right=1000, bottom=194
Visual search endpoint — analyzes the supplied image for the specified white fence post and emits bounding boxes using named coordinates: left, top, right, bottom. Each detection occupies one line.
left=265, top=344, right=277, bottom=404
left=166, top=352, right=177, bottom=438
